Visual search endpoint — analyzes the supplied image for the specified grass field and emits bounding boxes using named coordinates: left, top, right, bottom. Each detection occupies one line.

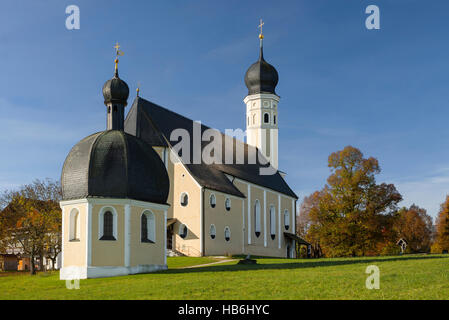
left=0, top=254, right=448, bottom=300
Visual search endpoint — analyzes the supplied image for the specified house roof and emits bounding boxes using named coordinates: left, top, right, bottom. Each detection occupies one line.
left=124, top=97, right=298, bottom=199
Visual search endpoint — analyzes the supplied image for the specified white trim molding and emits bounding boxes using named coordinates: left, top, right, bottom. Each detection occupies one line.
left=164, top=210, right=167, bottom=265
left=124, top=204, right=131, bottom=267
left=278, top=194, right=281, bottom=249
left=247, top=184, right=251, bottom=244
left=61, top=206, right=65, bottom=268
left=86, top=203, right=92, bottom=266
left=60, top=198, right=170, bottom=211
left=60, top=265, right=168, bottom=280
left=263, top=190, right=267, bottom=247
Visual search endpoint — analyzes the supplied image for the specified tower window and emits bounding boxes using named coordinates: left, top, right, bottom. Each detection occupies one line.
left=252, top=114, right=256, bottom=125
left=225, top=198, right=231, bottom=211
left=264, top=113, right=270, bottom=124
left=108, top=106, right=111, bottom=114
left=273, top=115, right=276, bottom=124
left=180, top=192, right=188, bottom=207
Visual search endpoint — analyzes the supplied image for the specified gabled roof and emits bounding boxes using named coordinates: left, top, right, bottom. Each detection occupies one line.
left=124, top=97, right=298, bottom=199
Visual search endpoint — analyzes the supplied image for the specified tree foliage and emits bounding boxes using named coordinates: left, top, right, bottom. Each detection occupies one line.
left=394, top=205, right=433, bottom=253
left=432, top=196, right=449, bottom=253
left=0, top=179, right=61, bottom=274
left=301, top=146, right=402, bottom=257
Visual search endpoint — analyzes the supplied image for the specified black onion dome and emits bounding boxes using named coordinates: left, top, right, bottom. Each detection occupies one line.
left=244, top=47, right=279, bottom=95
left=61, top=130, right=169, bottom=204
left=102, top=70, right=130, bottom=106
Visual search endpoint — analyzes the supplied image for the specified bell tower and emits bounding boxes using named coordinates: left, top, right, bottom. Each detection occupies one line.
left=102, top=42, right=129, bottom=131
left=244, top=20, right=280, bottom=170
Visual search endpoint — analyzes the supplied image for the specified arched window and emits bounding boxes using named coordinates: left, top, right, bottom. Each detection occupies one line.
left=210, top=194, right=216, bottom=208
left=254, top=200, right=261, bottom=237
left=273, top=115, right=276, bottom=125
left=270, top=206, right=276, bottom=240
left=179, top=224, right=188, bottom=239
left=225, top=198, right=231, bottom=211
left=99, top=207, right=117, bottom=241
left=224, top=226, right=231, bottom=242
left=210, top=224, right=216, bottom=239
left=252, top=114, right=256, bottom=125
left=101, top=211, right=115, bottom=240
left=264, top=113, right=270, bottom=124
left=141, top=211, right=155, bottom=243
left=69, top=209, right=80, bottom=241
left=284, top=210, right=290, bottom=230
left=180, top=192, right=188, bottom=207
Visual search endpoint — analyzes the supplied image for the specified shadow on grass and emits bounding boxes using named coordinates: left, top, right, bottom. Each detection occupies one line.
left=160, top=254, right=449, bottom=275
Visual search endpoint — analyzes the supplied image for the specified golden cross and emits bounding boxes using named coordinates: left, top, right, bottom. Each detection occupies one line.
left=258, top=19, right=264, bottom=35
left=114, top=42, right=120, bottom=53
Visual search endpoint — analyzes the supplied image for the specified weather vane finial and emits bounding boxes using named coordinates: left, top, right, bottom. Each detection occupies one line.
left=258, top=19, right=264, bottom=39
left=136, top=81, right=141, bottom=97
left=113, top=42, right=124, bottom=76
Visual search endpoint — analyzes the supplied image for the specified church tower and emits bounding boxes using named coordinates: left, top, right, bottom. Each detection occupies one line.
left=102, top=43, right=129, bottom=130
left=244, top=20, right=280, bottom=170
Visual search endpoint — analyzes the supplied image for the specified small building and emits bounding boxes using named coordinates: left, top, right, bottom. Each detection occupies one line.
left=0, top=254, right=18, bottom=271
left=59, top=57, right=170, bottom=280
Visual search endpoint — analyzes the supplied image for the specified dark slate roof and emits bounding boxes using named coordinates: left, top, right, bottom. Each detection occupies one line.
left=124, top=97, right=298, bottom=199
left=244, top=46, right=279, bottom=95
left=102, top=70, right=130, bottom=106
left=61, top=130, right=170, bottom=204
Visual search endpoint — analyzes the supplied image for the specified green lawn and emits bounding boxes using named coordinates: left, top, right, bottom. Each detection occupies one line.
left=0, top=254, right=448, bottom=300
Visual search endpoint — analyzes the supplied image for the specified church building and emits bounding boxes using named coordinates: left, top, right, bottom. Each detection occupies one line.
left=59, top=26, right=306, bottom=279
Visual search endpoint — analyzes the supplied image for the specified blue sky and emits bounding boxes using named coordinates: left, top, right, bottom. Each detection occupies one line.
left=1, top=0, right=449, bottom=219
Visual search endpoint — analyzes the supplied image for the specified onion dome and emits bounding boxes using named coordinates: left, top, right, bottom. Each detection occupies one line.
left=244, top=29, right=279, bottom=95
left=61, top=130, right=170, bottom=204
left=102, top=59, right=130, bottom=106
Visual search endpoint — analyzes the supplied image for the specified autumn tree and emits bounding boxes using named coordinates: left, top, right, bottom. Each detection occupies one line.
left=394, top=205, right=433, bottom=253
left=0, top=179, right=62, bottom=274
left=303, top=146, right=402, bottom=257
left=432, top=196, right=449, bottom=253
left=297, top=190, right=325, bottom=258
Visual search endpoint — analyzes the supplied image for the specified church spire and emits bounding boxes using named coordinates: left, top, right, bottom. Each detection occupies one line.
left=258, top=19, right=265, bottom=61
left=102, top=42, right=129, bottom=131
